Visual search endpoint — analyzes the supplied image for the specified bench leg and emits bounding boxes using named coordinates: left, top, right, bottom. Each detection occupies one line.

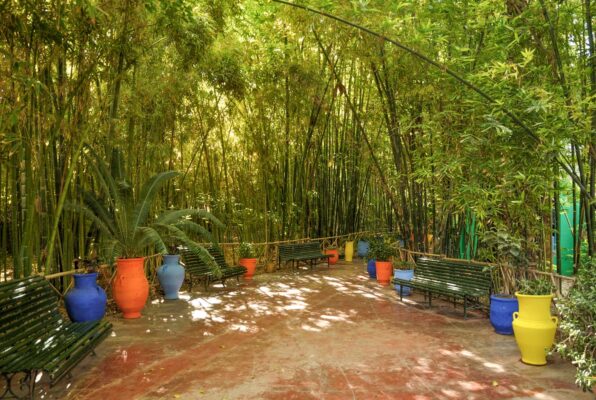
left=0, top=374, right=8, bottom=399
left=1, top=373, right=14, bottom=399
left=29, top=370, right=38, bottom=400
left=428, top=292, right=432, bottom=308
left=464, top=297, right=468, bottom=320
left=399, top=285, right=403, bottom=301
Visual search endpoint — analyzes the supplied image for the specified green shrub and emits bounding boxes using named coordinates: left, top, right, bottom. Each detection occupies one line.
left=394, top=260, right=415, bottom=270
left=556, top=262, right=596, bottom=392
left=368, top=239, right=394, bottom=261
left=517, top=278, right=554, bottom=295
left=239, top=242, right=255, bottom=259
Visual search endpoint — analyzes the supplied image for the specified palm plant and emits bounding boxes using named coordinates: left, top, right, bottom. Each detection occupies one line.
left=70, top=148, right=221, bottom=273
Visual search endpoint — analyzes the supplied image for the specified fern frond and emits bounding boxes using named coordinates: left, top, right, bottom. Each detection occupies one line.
left=131, top=171, right=179, bottom=234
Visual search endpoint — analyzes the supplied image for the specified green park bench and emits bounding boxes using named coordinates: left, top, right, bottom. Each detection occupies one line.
left=181, top=247, right=246, bottom=291
left=391, top=257, right=493, bottom=319
left=278, top=242, right=331, bottom=271
left=0, top=275, right=112, bottom=399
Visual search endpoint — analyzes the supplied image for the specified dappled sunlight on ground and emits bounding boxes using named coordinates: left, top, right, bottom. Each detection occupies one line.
left=31, top=260, right=591, bottom=400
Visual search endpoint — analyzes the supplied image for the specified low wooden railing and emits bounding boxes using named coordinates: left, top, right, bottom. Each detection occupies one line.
left=213, top=230, right=381, bottom=272
left=40, top=231, right=385, bottom=294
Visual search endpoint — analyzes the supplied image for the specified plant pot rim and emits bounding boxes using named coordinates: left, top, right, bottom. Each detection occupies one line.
left=239, top=257, right=258, bottom=261
left=117, top=257, right=145, bottom=261
left=491, top=293, right=517, bottom=300
left=73, top=272, right=98, bottom=278
left=514, top=292, right=554, bottom=299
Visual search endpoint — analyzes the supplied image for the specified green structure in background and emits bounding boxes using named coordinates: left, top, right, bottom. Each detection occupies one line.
left=459, top=209, right=478, bottom=261
left=554, top=193, right=578, bottom=277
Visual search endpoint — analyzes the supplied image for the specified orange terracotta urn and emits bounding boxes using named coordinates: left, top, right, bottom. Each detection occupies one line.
left=325, top=249, right=339, bottom=264
left=239, top=258, right=258, bottom=280
left=113, top=257, right=149, bottom=319
left=375, top=261, right=392, bottom=286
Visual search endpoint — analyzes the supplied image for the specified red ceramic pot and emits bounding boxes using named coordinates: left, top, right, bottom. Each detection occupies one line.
left=375, top=261, right=392, bottom=286
left=239, top=258, right=258, bottom=280
left=113, top=257, right=149, bottom=319
left=325, top=249, right=339, bottom=264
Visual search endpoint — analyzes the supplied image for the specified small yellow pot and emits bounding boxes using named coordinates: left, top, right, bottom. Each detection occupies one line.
left=344, top=241, right=354, bottom=262
left=512, top=293, right=558, bottom=366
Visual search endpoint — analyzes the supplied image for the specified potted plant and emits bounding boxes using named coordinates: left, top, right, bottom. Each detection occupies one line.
left=65, top=258, right=107, bottom=322
left=368, top=239, right=394, bottom=286
left=393, top=260, right=415, bottom=296
left=238, top=242, right=258, bottom=280
left=71, top=148, right=222, bottom=318
left=480, top=230, right=524, bottom=335
left=512, top=277, right=557, bottom=366
left=324, top=245, right=339, bottom=265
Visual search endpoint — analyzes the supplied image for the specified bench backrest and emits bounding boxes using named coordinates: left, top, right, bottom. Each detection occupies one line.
left=415, top=257, right=492, bottom=293
left=181, top=246, right=228, bottom=274
left=279, top=242, right=322, bottom=261
left=208, top=247, right=229, bottom=269
left=0, top=276, right=63, bottom=364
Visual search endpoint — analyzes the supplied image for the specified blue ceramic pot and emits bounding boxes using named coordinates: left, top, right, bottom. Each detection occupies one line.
left=65, top=273, right=107, bottom=322
left=490, top=294, right=519, bottom=335
left=394, top=269, right=414, bottom=296
left=157, top=255, right=185, bottom=300
left=366, top=259, right=376, bottom=279
left=357, top=240, right=370, bottom=258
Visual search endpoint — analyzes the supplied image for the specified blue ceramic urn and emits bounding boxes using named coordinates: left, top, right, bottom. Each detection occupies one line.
left=366, top=259, right=376, bottom=279
left=157, top=255, right=185, bottom=300
left=65, top=273, right=107, bottom=322
left=490, top=294, right=519, bottom=335
left=394, top=269, right=414, bottom=296
left=357, top=240, right=370, bottom=258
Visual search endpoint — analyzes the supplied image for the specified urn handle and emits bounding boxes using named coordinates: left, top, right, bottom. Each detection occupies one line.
left=512, top=311, right=519, bottom=320
left=551, top=316, right=558, bottom=325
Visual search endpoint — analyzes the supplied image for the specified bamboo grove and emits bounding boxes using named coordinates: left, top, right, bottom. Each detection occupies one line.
left=0, top=0, right=594, bottom=279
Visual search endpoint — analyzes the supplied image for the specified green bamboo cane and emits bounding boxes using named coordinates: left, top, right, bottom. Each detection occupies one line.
left=44, top=139, right=85, bottom=274
left=271, top=0, right=590, bottom=200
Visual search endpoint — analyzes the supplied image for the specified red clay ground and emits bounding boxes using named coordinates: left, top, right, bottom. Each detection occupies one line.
left=37, top=260, right=591, bottom=399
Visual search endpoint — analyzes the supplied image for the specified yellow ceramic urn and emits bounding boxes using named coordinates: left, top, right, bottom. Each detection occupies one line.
left=344, top=241, right=354, bottom=262
left=512, top=293, right=558, bottom=366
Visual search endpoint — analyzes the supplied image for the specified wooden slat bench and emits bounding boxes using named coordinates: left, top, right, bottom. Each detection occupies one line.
left=0, top=275, right=112, bottom=399
left=181, top=247, right=246, bottom=291
left=278, top=242, right=331, bottom=271
left=391, top=257, right=492, bottom=319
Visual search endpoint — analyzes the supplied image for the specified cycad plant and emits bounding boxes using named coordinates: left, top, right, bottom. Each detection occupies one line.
left=70, top=148, right=221, bottom=274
